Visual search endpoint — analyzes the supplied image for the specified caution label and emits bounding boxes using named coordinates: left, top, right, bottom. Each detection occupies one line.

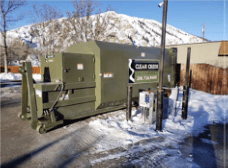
left=103, top=73, right=114, bottom=78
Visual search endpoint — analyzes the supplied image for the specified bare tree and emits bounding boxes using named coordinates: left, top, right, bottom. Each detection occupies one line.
left=30, top=3, right=63, bottom=56
left=8, top=37, right=33, bottom=60
left=0, top=0, right=26, bottom=72
left=65, top=0, right=114, bottom=44
left=0, top=39, right=35, bottom=66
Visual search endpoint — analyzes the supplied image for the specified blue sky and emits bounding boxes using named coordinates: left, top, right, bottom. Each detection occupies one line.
left=11, top=0, right=227, bottom=41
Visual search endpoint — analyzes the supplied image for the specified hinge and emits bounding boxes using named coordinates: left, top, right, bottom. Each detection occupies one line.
left=93, top=73, right=95, bottom=79
left=93, top=58, right=95, bottom=63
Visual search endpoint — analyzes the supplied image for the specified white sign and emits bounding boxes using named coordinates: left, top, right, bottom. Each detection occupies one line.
left=139, top=91, right=154, bottom=108
left=167, top=74, right=171, bottom=82
left=77, top=63, right=84, bottom=70
left=141, top=52, right=145, bottom=57
left=103, top=73, right=114, bottom=78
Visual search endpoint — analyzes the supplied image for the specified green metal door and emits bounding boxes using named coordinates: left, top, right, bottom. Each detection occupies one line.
left=62, top=53, right=95, bottom=83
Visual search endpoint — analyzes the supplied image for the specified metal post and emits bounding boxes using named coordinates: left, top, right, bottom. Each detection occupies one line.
left=127, top=84, right=133, bottom=120
left=185, top=48, right=191, bottom=87
left=18, top=62, right=29, bottom=121
left=182, top=47, right=191, bottom=119
left=24, top=62, right=39, bottom=129
left=202, top=23, right=205, bottom=39
left=156, top=90, right=164, bottom=130
left=189, top=69, right=192, bottom=88
left=181, top=85, right=186, bottom=118
left=172, top=48, right=178, bottom=86
left=21, top=72, right=28, bottom=117
left=156, top=0, right=168, bottom=131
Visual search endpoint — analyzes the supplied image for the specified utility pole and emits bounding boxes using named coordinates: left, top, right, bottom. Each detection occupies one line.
left=202, top=23, right=205, bottom=40
left=156, top=0, right=168, bottom=131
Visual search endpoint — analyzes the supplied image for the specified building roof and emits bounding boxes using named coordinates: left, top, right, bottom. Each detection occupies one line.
left=167, top=40, right=227, bottom=47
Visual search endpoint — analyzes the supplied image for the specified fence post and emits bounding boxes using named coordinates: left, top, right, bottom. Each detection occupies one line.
left=126, top=84, right=133, bottom=121
left=182, top=47, right=191, bottom=120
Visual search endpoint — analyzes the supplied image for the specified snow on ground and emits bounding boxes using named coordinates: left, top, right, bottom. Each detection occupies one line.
left=0, top=73, right=22, bottom=80
left=87, top=87, right=227, bottom=153
left=32, top=74, right=42, bottom=81
left=0, top=84, right=226, bottom=167
left=0, top=73, right=41, bottom=81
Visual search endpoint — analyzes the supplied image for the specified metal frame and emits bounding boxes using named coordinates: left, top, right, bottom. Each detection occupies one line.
left=18, top=62, right=63, bottom=134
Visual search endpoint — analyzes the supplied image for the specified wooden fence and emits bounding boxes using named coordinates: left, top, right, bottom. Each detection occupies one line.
left=0, top=66, right=41, bottom=74
left=180, top=64, right=228, bottom=95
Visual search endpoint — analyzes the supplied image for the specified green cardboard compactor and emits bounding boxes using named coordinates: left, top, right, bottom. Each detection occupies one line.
left=18, top=41, right=177, bottom=133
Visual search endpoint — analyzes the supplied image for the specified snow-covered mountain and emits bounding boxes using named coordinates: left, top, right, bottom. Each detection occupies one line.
left=3, top=11, right=206, bottom=52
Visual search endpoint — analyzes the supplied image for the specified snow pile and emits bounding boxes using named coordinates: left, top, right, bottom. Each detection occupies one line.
left=0, top=73, right=22, bottom=80
left=89, top=110, right=159, bottom=151
left=88, top=87, right=227, bottom=152
left=32, top=74, right=42, bottom=81
left=0, top=73, right=41, bottom=81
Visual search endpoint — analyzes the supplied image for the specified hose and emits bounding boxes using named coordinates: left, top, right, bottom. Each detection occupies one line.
left=49, top=82, right=65, bottom=112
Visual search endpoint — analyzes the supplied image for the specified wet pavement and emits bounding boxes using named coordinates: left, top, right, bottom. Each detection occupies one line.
left=209, top=123, right=228, bottom=168
left=0, top=86, right=227, bottom=168
left=0, top=80, right=22, bottom=88
left=179, top=124, right=228, bottom=168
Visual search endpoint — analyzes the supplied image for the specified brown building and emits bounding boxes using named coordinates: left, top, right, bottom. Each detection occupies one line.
left=167, top=41, right=228, bottom=95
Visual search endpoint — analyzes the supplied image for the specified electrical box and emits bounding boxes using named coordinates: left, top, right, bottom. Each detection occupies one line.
left=139, top=91, right=154, bottom=108
left=139, top=91, right=157, bottom=124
